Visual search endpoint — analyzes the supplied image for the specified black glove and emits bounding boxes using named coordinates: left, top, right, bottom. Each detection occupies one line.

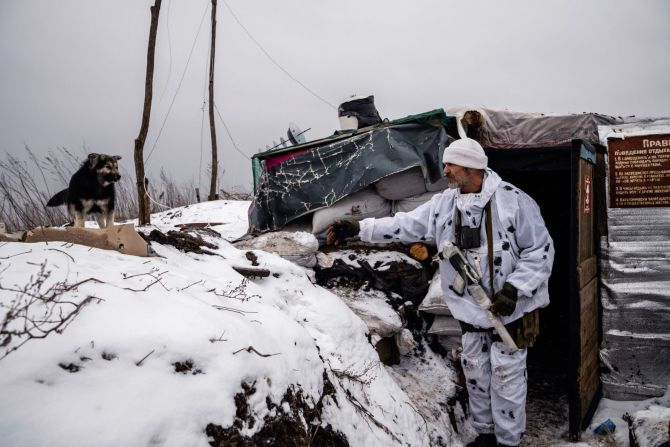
left=490, top=282, right=518, bottom=316
left=325, top=219, right=360, bottom=246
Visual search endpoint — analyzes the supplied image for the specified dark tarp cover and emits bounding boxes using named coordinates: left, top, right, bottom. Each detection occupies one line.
left=338, top=95, right=382, bottom=128
left=249, top=110, right=452, bottom=233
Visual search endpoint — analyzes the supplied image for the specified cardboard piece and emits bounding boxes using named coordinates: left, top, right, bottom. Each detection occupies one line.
left=19, top=224, right=154, bottom=257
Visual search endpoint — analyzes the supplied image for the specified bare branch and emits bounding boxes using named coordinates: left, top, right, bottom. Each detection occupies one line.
left=0, top=250, right=32, bottom=260
left=232, top=345, right=280, bottom=357
left=209, top=330, right=228, bottom=343
left=208, top=278, right=261, bottom=302
left=179, top=279, right=203, bottom=291
left=47, top=248, right=75, bottom=263
left=329, top=360, right=379, bottom=386
left=136, top=349, right=155, bottom=366
left=211, top=305, right=257, bottom=315
left=0, top=261, right=102, bottom=360
left=122, top=277, right=163, bottom=292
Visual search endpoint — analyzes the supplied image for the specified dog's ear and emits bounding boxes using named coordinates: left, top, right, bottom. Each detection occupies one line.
left=88, top=153, right=100, bottom=167
left=113, top=155, right=122, bottom=161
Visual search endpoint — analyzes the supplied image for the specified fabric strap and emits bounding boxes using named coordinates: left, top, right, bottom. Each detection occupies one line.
left=485, top=201, right=494, bottom=296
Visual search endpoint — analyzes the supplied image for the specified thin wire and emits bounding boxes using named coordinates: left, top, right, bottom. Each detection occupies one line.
left=146, top=187, right=172, bottom=209
left=198, top=32, right=211, bottom=194
left=157, top=0, right=173, bottom=104
left=214, top=102, right=250, bottom=160
left=146, top=0, right=210, bottom=165
left=220, top=0, right=336, bottom=110
left=198, top=100, right=206, bottom=193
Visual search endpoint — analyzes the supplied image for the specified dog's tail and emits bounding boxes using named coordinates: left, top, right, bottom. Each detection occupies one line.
left=46, top=189, right=68, bottom=207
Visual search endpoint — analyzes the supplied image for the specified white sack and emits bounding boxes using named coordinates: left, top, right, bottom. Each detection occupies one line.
left=419, top=271, right=452, bottom=316
left=427, top=316, right=462, bottom=336
left=396, top=191, right=440, bottom=214
left=312, top=187, right=391, bottom=236
left=374, top=167, right=427, bottom=200
left=426, top=176, right=450, bottom=192
left=341, top=295, right=403, bottom=338
left=234, top=231, right=319, bottom=268
left=395, top=328, right=418, bottom=355
left=437, top=335, right=462, bottom=352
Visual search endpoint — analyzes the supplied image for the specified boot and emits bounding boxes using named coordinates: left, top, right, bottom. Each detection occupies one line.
left=466, top=433, right=497, bottom=447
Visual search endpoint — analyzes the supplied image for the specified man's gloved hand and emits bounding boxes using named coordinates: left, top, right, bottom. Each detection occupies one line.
left=325, top=219, right=360, bottom=246
left=490, top=282, right=518, bottom=316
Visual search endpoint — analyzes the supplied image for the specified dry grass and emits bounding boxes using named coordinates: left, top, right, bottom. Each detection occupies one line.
left=0, top=147, right=249, bottom=233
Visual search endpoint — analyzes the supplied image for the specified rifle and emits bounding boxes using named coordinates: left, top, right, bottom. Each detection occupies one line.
left=440, top=244, right=519, bottom=352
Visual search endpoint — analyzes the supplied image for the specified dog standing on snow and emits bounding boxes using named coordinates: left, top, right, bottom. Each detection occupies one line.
left=46, top=153, right=122, bottom=228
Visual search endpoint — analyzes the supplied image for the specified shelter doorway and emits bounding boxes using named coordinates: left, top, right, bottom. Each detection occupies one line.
left=486, top=141, right=601, bottom=441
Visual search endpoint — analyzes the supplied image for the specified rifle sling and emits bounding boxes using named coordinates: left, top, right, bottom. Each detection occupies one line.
left=485, top=201, right=494, bottom=296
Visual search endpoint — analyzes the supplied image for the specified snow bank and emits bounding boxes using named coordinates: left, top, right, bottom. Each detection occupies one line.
left=0, top=200, right=431, bottom=446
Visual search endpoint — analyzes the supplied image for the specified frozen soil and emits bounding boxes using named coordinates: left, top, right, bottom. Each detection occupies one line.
left=206, top=374, right=349, bottom=447
left=523, top=370, right=619, bottom=447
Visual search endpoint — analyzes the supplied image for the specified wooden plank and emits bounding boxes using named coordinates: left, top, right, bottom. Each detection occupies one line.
left=577, top=256, right=597, bottom=289
left=577, top=336, right=600, bottom=392
left=579, top=338, right=599, bottom=383
left=579, top=278, right=599, bottom=353
left=579, top=360, right=600, bottom=417
left=577, top=274, right=600, bottom=426
left=580, top=308, right=598, bottom=353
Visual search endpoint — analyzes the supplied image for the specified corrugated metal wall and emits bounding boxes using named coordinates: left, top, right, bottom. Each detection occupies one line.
left=599, top=199, right=670, bottom=400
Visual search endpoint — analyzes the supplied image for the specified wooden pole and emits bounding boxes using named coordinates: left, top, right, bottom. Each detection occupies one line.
left=133, top=0, right=162, bottom=225
left=207, top=0, right=219, bottom=201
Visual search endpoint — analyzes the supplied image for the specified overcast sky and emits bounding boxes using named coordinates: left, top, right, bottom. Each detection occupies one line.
left=1, top=0, right=669, bottom=193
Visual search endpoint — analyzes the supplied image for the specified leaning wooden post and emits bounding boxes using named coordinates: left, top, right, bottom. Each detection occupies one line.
left=133, top=0, right=162, bottom=225
left=207, top=0, right=219, bottom=201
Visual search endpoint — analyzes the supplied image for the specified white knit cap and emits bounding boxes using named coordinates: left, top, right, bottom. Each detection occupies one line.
left=442, top=138, right=488, bottom=169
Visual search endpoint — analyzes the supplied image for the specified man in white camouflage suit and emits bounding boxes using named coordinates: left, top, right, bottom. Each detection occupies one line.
left=327, top=138, right=555, bottom=447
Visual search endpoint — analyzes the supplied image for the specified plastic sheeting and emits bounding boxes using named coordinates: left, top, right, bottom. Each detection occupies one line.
left=249, top=111, right=451, bottom=233
left=598, top=124, right=670, bottom=400
left=449, top=107, right=660, bottom=149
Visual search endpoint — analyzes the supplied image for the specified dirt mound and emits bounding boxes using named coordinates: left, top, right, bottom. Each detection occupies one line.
left=206, top=372, right=349, bottom=447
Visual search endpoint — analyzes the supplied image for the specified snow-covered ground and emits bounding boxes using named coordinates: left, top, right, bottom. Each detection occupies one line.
left=1, top=200, right=668, bottom=446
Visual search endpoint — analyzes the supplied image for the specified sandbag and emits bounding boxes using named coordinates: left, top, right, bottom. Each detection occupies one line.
left=234, top=231, right=319, bottom=268
left=427, top=315, right=462, bottom=336
left=312, top=187, right=391, bottom=236
left=437, top=335, right=462, bottom=352
left=419, top=271, right=452, bottom=315
left=426, top=175, right=450, bottom=192
left=395, top=328, right=418, bottom=355
left=396, top=190, right=440, bottom=214
left=374, top=167, right=427, bottom=200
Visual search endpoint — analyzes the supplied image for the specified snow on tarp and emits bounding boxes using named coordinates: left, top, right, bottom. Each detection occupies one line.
left=448, top=107, right=663, bottom=149
left=248, top=110, right=453, bottom=233
left=597, top=122, right=670, bottom=400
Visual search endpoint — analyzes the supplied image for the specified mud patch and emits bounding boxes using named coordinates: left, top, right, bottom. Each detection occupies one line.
left=206, top=371, right=348, bottom=446
left=173, top=359, right=204, bottom=375
left=58, top=362, right=81, bottom=373
left=141, top=229, right=219, bottom=255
